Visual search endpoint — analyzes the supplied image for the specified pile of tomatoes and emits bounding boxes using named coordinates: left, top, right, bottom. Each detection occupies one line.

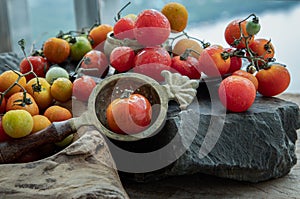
left=0, top=2, right=292, bottom=141
left=106, top=6, right=291, bottom=113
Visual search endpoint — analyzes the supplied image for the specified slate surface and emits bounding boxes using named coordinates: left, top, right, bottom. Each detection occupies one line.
left=117, top=88, right=300, bottom=183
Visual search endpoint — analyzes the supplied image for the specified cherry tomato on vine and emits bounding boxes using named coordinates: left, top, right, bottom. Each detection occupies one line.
left=246, top=17, right=261, bottom=36
left=249, top=38, right=275, bottom=67
left=106, top=93, right=152, bottom=134
left=110, top=46, right=135, bottom=73
left=225, top=48, right=242, bottom=73
left=70, top=35, right=92, bottom=62
left=43, top=37, right=70, bottom=64
left=224, top=19, right=254, bottom=49
left=171, top=55, right=201, bottom=79
left=255, top=64, right=290, bottom=97
left=198, top=45, right=231, bottom=77
left=19, top=56, right=49, bottom=81
left=218, top=75, right=256, bottom=112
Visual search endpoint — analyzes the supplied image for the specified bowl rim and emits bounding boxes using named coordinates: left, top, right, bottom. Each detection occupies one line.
left=87, top=72, right=169, bottom=141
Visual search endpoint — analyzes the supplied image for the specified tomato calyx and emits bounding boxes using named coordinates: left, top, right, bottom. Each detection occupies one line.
left=220, top=51, right=230, bottom=61
left=263, top=39, right=274, bottom=53
left=13, top=91, right=33, bottom=107
left=31, top=82, right=42, bottom=93
left=246, top=65, right=257, bottom=74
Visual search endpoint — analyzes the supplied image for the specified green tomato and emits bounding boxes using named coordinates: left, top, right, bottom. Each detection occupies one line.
left=246, top=20, right=261, bottom=36
left=70, top=36, right=92, bottom=62
left=45, top=66, right=69, bottom=84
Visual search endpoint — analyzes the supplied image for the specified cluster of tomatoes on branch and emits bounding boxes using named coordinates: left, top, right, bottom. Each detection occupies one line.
left=216, top=14, right=291, bottom=112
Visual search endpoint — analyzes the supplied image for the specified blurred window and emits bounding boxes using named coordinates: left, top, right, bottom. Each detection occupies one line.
left=0, top=0, right=104, bottom=53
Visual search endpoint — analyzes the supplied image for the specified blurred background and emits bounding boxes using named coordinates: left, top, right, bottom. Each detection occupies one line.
left=0, top=0, right=299, bottom=93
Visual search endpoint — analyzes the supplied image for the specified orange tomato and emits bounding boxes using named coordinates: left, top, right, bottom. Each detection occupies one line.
left=43, top=37, right=70, bottom=64
left=44, top=105, right=72, bottom=122
left=6, top=92, right=39, bottom=116
left=0, top=70, right=27, bottom=98
left=198, top=45, right=231, bottom=77
left=255, top=64, right=290, bottom=97
left=218, top=75, right=256, bottom=112
left=161, top=2, right=188, bottom=33
left=106, top=93, right=152, bottom=134
left=224, top=19, right=254, bottom=49
left=232, top=70, right=258, bottom=90
left=25, top=77, right=53, bottom=111
left=89, top=24, right=113, bottom=51
left=249, top=38, right=275, bottom=67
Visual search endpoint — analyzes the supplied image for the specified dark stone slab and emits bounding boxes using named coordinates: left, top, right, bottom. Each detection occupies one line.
left=116, top=89, right=300, bottom=183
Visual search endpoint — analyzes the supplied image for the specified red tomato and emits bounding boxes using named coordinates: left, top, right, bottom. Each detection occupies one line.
left=19, top=56, right=50, bottom=81
left=133, top=47, right=171, bottom=82
left=255, top=64, right=290, bottom=97
left=249, top=38, right=275, bottom=67
left=106, top=93, right=152, bottom=134
left=110, top=46, right=135, bottom=72
left=225, top=48, right=242, bottom=73
left=198, top=45, right=231, bottom=77
left=113, top=17, right=135, bottom=40
left=218, top=75, right=256, bottom=112
left=171, top=55, right=201, bottom=79
left=232, top=69, right=258, bottom=90
left=224, top=19, right=254, bottom=49
left=134, top=9, right=171, bottom=46
left=72, top=75, right=96, bottom=102
left=80, top=50, right=109, bottom=78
